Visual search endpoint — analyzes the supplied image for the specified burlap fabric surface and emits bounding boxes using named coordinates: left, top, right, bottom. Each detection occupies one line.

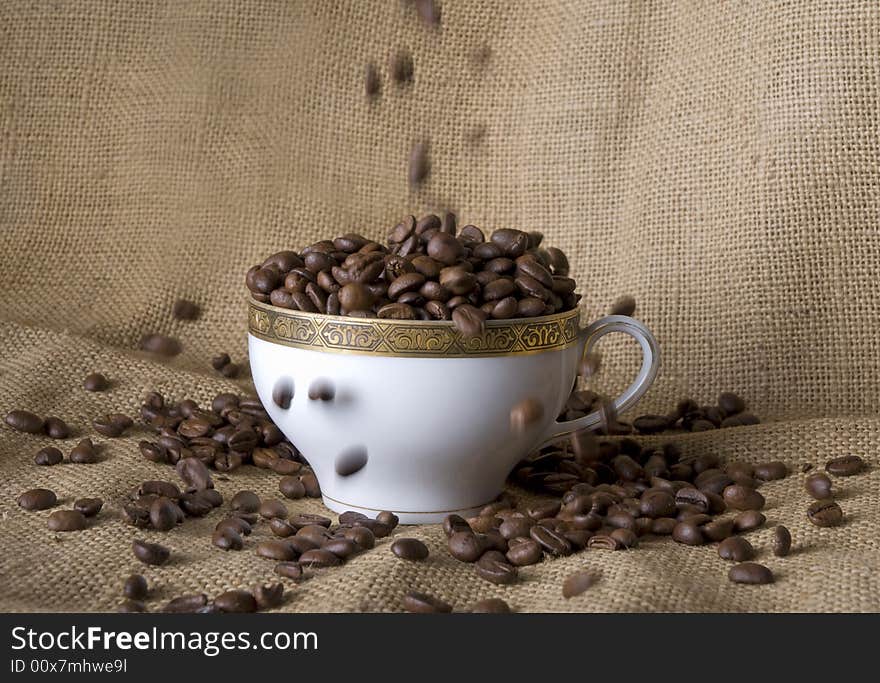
left=1, top=1, right=878, bottom=613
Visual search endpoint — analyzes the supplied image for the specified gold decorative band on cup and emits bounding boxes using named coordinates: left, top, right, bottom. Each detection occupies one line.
left=247, top=298, right=581, bottom=358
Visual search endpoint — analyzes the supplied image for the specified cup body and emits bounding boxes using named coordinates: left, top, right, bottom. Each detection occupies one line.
left=247, top=301, right=583, bottom=523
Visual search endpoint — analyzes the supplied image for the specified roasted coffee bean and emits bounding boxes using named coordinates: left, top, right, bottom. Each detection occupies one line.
left=721, top=412, right=760, bottom=427
left=256, top=540, right=297, bottom=561
left=341, top=525, right=375, bottom=550
left=807, top=499, right=844, bottom=527
left=34, top=446, right=63, bottom=466
left=44, top=416, right=70, bottom=439
left=123, top=574, right=148, bottom=600
left=498, top=516, right=534, bottom=540
left=609, top=295, right=636, bottom=316
left=335, top=446, right=368, bottom=476
left=402, top=591, right=452, bottom=614
left=176, top=456, right=213, bottom=491
left=93, top=413, right=132, bottom=438
left=728, top=562, right=774, bottom=585
left=268, top=518, right=296, bottom=538
left=139, top=333, right=182, bottom=357
left=376, top=510, right=400, bottom=529
left=118, top=599, right=147, bottom=613
left=259, top=500, right=288, bottom=519
left=324, top=538, right=359, bottom=559
left=529, top=525, right=572, bottom=556
left=5, top=410, right=44, bottom=434
left=587, top=534, right=623, bottom=551
left=651, top=517, right=678, bottom=535
left=469, top=598, right=510, bottom=613
left=805, top=472, right=833, bottom=499
left=299, top=548, right=341, bottom=568
left=527, top=501, right=561, bottom=520
left=307, top=379, right=335, bottom=401
left=772, top=525, right=792, bottom=557
left=163, top=594, right=208, bottom=613
left=407, top=138, right=429, bottom=187
left=610, top=528, right=639, bottom=548
left=505, top=538, right=542, bottom=566
left=672, top=521, right=705, bottom=546
left=170, top=299, right=199, bottom=320
left=215, top=590, right=257, bottom=613
left=364, top=61, right=381, bottom=97
left=271, top=378, right=295, bottom=410
left=391, top=538, right=429, bottom=561
left=18, top=488, right=57, bottom=511
left=825, top=454, right=866, bottom=477
left=230, top=490, right=260, bottom=513
left=754, top=461, right=788, bottom=481
left=211, top=353, right=231, bottom=370
left=675, top=487, right=709, bottom=512
left=452, top=304, right=486, bottom=338
left=733, top=510, right=766, bottom=533
left=722, top=484, right=765, bottom=511
left=274, top=562, right=304, bottom=581
left=717, top=392, right=746, bottom=415
left=149, top=497, right=180, bottom=531
left=275, top=476, right=303, bottom=500
left=254, top=583, right=285, bottom=610
left=74, top=497, right=103, bottom=517
left=213, top=527, right=243, bottom=551
left=391, top=49, right=414, bottom=84
left=509, top=398, right=544, bottom=435
left=271, top=459, right=301, bottom=475
left=448, top=531, right=485, bottom=562
left=701, top=518, right=734, bottom=542
left=300, top=472, right=322, bottom=498
left=47, top=509, right=87, bottom=532
left=633, top=414, right=672, bottom=434
left=718, top=536, right=755, bottom=561
left=132, top=539, right=170, bottom=566
left=475, top=553, right=518, bottom=584
left=443, top=514, right=471, bottom=537
left=139, top=440, right=166, bottom=463
left=640, top=490, right=676, bottom=518
left=562, top=570, right=600, bottom=598
left=227, top=429, right=257, bottom=453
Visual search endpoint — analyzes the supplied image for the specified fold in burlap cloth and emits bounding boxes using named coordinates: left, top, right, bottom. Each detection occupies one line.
left=1, top=1, right=878, bottom=612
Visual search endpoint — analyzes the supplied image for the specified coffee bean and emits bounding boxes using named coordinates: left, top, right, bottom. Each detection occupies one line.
left=172, top=299, right=200, bottom=320
left=722, top=484, right=765, bottom=511
left=718, top=392, right=746, bottom=415
left=118, top=599, right=147, bottom=613
left=807, top=499, right=844, bottom=527
left=562, top=570, right=600, bottom=598
left=74, top=497, right=103, bottom=517
left=259, top=500, right=289, bottom=520
left=639, top=490, right=677, bottom=518
left=609, top=296, right=636, bottom=316
left=505, top=538, right=542, bottom=566
left=733, top=510, right=766, bottom=533
left=364, top=62, right=381, bottom=97
left=414, top=0, right=440, bottom=26
left=273, top=477, right=303, bottom=501
left=672, top=521, right=705, bottom=546
left=43, top=416, right=70, bottom=439
left=256, top=539, right=297, bottom=561
left=5, top=410, right=44, bottom=434
left=132, top=539, right=170, bottom=565
left=529, top=525, right=572, bottom=556
left=804, top=472, right=833, bottom=499
left=452, top=303, right=486, bottom=338
left=587, top=534, right=623, bottom=550
left=139, top=333, right=182, bottom=356
left=18, top=488, right=57, bottom=511
left=475, top=553, right=518, bottom=584
left=633, top=414, right=672, bottom=434
left=509, top=398, right=544, bottom=435
left=754, top=461, right=788, bottom=481
left=718, top=536, right=755, bottom=562
left=163, top=594, right=208, bottom=613
left=274, top=562, right=304, bottom=581
left=215, top=589, right=257, bottom=613
left=772, top=525, right=792, bottom=557
left=335, top=446, right=368, bottom=476
left=254, top=583, right=285, bottom=610
left=403, top=591, right=452, bottom=614
left=701, top=518, right=734, bottom=542
left=34, top=446, right=63, bottom=466
left=390, top=49, right=414, bottom=84
left=211, top=353, right=231, bottom=370
left=300, top=472, right=322, bottom=498
left=825, top=454, right=866, bottom=477
left=728, top=562, right=774, bottom=585
left=213, top=527, right=243, bottom=551
left=176, top=456, right=213, bottom=491
left=469, top=598, right=510, bottom=613
left=272, top=378, right=294, bottom=409
left=47, top=509, right=87, bottom=532
left=93, top=413, right=132, bottom=438
left=308, top=379, right=335, bottom=401
left=227, top=490, right=259, bottom=513
left=651, top=517, right=678, bottom=535
left=123, top=574, right=148, bottom=600
left=675, top=487, right=709, bottom=512
left=149, top=497, right=180, bottom=531
left=299, top=548, right=341, bottom=568
left=376, top=511, right=399, bottom=529
left=610, top=528, right=639, bottom=548
left=391, top=538, right=429, bottom=561
left=448, top=531, right=485, bottom=562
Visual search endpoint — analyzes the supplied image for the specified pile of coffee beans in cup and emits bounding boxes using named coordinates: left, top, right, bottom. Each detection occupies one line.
left=245, top=215, right=579, bottom=338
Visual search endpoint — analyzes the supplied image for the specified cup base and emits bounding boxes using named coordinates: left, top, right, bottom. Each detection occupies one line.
left=321, top=494, right=491, bottom=525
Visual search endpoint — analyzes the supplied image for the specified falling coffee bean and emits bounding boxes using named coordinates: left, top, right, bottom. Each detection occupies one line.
left=132, top=539, right=170, bottom=565
left=772, top=525, right=792, bottom=557
left=47, top=510, right=87, bottom=532
left=408, top=139, right=429, bottom=188
left=308, top=379, right=335, bottom=401
left=509, top=398, right=544, bottom=435
left=139, top=333, right=182, bottom=357
left=272, top=378, right=295, bottom=409
left=807, top=499, right=844, bottom=527
left=74, top=497, right=103, bottom=517
left=123, top=574, right=148, bottom=600
left=804, top=472, right=833, bottom=499
left=391, top=538, right=429, bottom=561
left=18, top=488, right=57, bottom=511
left=390, top=49, right=414, bottom=84
left=364, top=62, right=381, bottom=98
left=93, top=413, right=132, bottom=438
left=609, top=296, right=636, bottom=316
left=335, top=446, right=368, bottom=476
left=825, top=454, right=866, bottom=477
left=728, top=562, right=774, bottom=585
left=562, top=570, right=600, bottom=598
left=172, top=299, right=200, bottom=320
left=402, top=591, right=452, bottom=614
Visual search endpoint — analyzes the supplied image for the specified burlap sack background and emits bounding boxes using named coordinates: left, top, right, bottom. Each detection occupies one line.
left=1, top=0, right=878, bottom=612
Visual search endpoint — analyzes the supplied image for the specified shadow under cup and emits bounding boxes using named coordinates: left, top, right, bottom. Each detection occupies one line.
left=248, top=300, right=658, bottom=523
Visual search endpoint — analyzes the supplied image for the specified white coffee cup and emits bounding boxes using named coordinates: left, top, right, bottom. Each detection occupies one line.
left=248, top=300, right=659, bottom=523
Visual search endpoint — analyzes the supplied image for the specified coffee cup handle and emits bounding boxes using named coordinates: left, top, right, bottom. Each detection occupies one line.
left=538, top=315, right=660, bottom=447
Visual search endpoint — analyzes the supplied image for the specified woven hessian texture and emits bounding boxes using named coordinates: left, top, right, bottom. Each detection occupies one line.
left=1, top=1, right=878, bottom=612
